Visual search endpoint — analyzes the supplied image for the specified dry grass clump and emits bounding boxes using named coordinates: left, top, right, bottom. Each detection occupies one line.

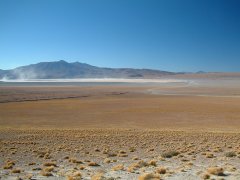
left=148, top=148, right=155, bottom=152
left=28, top=162, right=36, bottom=166
left=186, top=162, right=193, bottom=166
left=225, top=151, right=236, bottom=157
left=95, top=148, right=100, bottom=152
left=32, top=167, right=42, bottom=171
left=3, top=163, right=14, bottom=169
left=36, top=151, right=49, bottom=158
left=103, top=158, right=111, bottom=163
left=207, top=167, right=224, bottom=176
left=117, top=150, right=128, bottom=157
left=148, top=160, right=157, bottom=166
left=107, top=152, right=117, bottom=157
left=26, top=173, right=33, bottom=179
left=132, top=156, right=139, bottom=160
left=64, top=156, right=70, bottom=159
left=129, top=147, right=136, bottom=152
left=43, top=162, right=57, bottom=167
left=67, top=171, right=82, bottom=180
left=202, top=173, right=210, bottom=179
left=69, top=158, right=83, bottom=164
left=88, top=162, right=100, bottom=166
left=11, top=168, right=21, bottom=173
left=43, top=166, right=54, bottom=172
left=156, top=167, right=166, bottom=174
left=161, top=151, right=179, bottom=158
left=128, top=160, right=148, bottom=172
left=44, top=153, right=52, bottom=159
left=79, top=165, right=86, bottom=170
left=118, top=153, right=128, bottom=157
left=91, top=172, right=108, bottom=180
left=213, top=147, right=222, bottom=152
left=112, top=164, right=124, bottom=171
left=118, top=150, right=126, bottom=154
left=40, top=170, right=53, bottom=176
left=3, top=160, right=15, bottom=169
left=205, top=153, right=214, bottom=158
left=138, top=173, right=160, bottom=180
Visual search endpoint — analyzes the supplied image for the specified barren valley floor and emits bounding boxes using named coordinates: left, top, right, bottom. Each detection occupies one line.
left=0, top=79, right=240, bottom=179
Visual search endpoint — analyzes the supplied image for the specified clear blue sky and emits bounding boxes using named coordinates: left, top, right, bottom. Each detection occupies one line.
left=0, top=0, right=240, bottom=72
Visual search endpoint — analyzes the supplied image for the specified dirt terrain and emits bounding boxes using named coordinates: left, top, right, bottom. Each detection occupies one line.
left=0, top=78, right=240, bottom=179
left=1, top=129, right=240, bottom=180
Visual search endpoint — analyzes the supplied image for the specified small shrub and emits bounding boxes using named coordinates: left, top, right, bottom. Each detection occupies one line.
left=44, top=166, right=54, bottom=172
left=207, top=167, right=224, bottom=176
left=28, top=162, right=36, bottom=166
left=112, top=164, right=124, bottom=171
left=67, top=171, right=82, bottom=180
left=91, top=172, right=105, bottom=180
left=103, top=158, right=111, bottom=163
left=225, top=151, right=236, bottom=157
left=156, top=167, right=166, bottom=174
left=88, top=162, right=100, bottom=166
left=11, top=168, right=21, bottom=173
left=202, top=173, right=210, bottom=179
left=43, top=162, right=56, bottom=167
left=161, top=151, right=179, bottom=158
left=41, top=171, right=53, bottom=176
left=138, top=173, right=160, bottom=180
left=79, top=165, right=86, bottom=170
left=148, top=160, right=157, bottom=166
left=205, top=153, right=214, bottom=158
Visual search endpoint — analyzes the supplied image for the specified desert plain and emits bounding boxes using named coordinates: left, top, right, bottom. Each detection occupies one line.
left=1, top=74, right=240, bottom=180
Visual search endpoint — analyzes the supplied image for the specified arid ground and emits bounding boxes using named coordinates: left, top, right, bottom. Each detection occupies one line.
left=1, top=76, right=240, bottom=179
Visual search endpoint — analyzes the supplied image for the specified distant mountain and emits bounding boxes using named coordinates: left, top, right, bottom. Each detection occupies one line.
left=196, top=71, right=207, bottom=74
left=0, top=60, right=175, bottom=79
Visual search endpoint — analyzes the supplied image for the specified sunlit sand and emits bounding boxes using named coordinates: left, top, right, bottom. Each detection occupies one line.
left=1, top=77, right=240, bottom=179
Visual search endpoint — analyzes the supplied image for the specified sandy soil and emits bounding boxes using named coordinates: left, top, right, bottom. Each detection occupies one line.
left=0, top=78, right=240, bottom=179
left=0, top=129, right=240, bottom=180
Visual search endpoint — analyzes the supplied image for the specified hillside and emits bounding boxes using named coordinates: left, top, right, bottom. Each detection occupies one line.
left=0, top=60, right=175, bottom=79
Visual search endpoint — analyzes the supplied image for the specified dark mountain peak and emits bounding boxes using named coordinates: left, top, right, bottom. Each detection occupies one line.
left=38, top=60, right=68, bottom=65
left=72, top=61, right=97, bottom=68
left=58, top=60, right=67, bottom=63
left=196, top=71, right=207, bottom=74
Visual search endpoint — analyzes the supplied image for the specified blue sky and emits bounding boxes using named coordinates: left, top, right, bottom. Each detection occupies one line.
left=0, top=0, right=240, bottom=72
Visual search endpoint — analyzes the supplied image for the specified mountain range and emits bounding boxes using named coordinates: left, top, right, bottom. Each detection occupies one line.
left=0, top=60, right=176, bottom=79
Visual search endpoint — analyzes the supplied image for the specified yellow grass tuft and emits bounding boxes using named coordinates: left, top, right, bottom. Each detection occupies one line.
left=202, top=173, right=210, bottom=179
left=156, top=167, right=166, bottom=174
left=91, top=172, right=106, bottom=180
left=43, top=166, right=54, bottom=172
left=69, top=158, right=83, bottom=164
left=79, top=165, right=86, bottom=170
left=103, top=158, right=111, bottom=163
left=112, top=164, right=124, bottom=171
left=40, top=171, right=53, bottom=176
left=161, top=151, right=179, bottom=158
left=43, top=162, right=57, bottom=167
left=3, top=160, right=15, bottom=169
left=207, top=167, right=224, bottom=176
left=148, top=160, right=157, bottom=166
left=88, top=162, right=100, bottom=166
left=67, top=171, right=82, bottom=180
left=205, top=153, right=214, bottom=158
left=138, top=173, right=160, bottom=180
left=225, top=151, right=236, bottom=157
left=11, top=168, right=21, bottom=173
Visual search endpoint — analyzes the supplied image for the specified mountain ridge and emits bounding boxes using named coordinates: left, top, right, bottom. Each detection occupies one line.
left=0, top=60, right=175, bottom=79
